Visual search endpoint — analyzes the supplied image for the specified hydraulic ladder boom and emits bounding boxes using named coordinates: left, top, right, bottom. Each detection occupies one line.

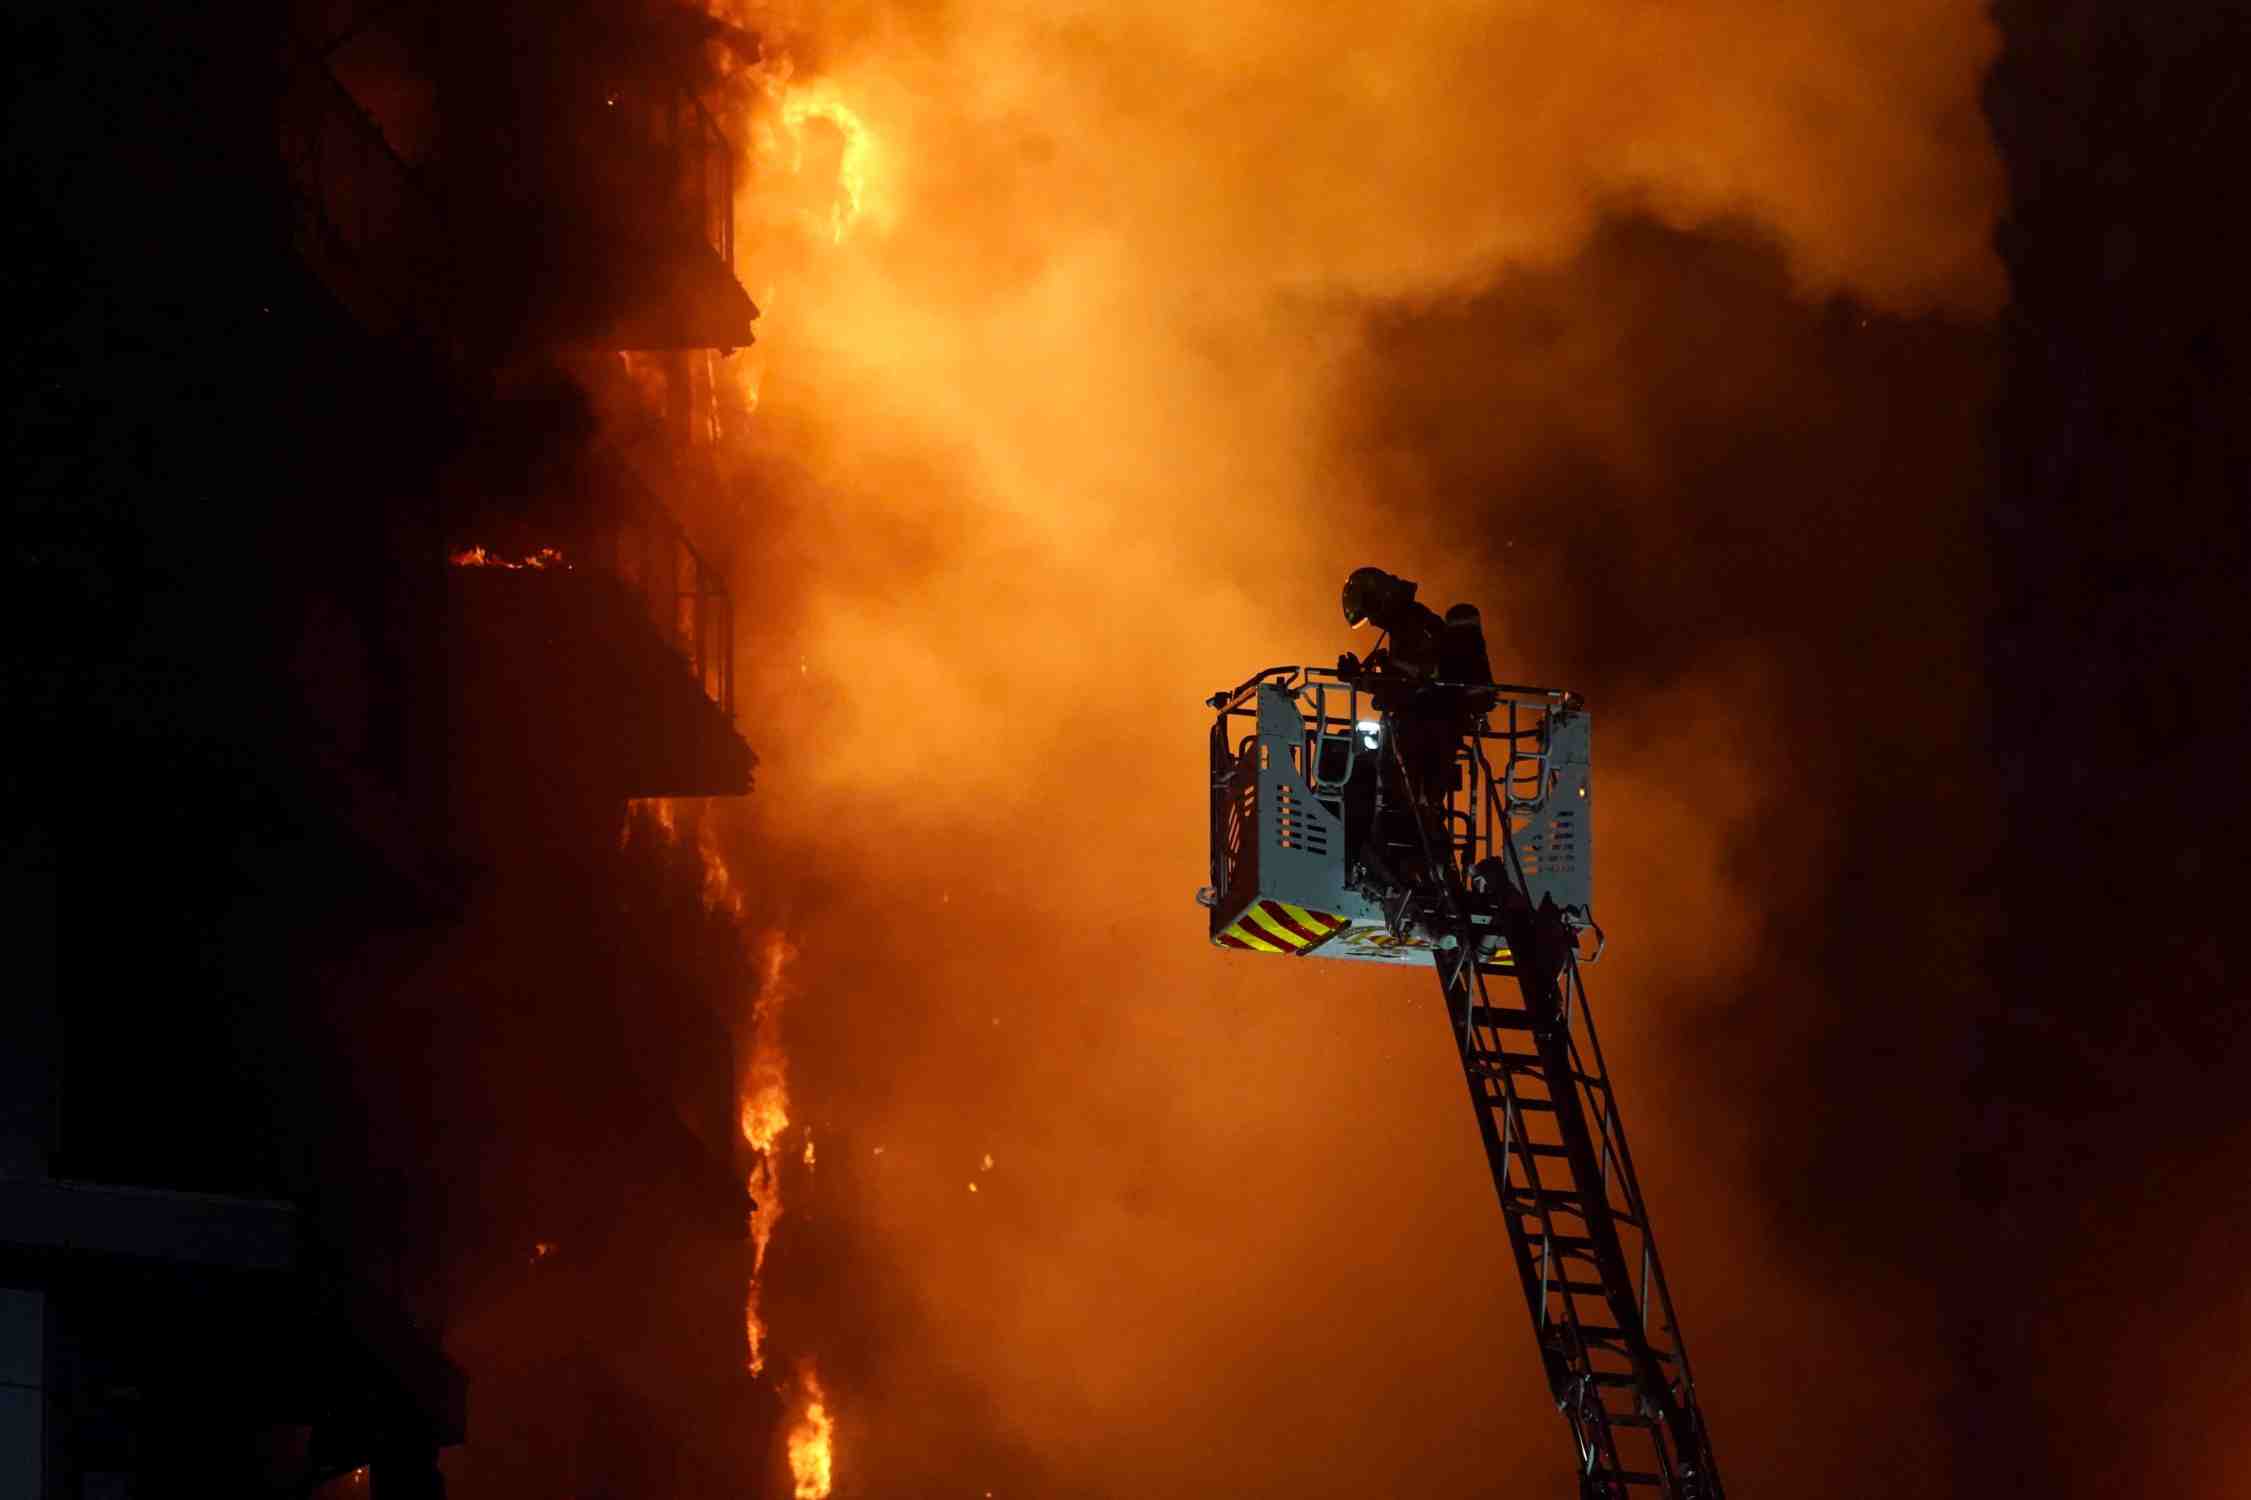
left=1434, top=898, right=1723, bottom=1499
left=1201, top=660, right=1726, bottom=1497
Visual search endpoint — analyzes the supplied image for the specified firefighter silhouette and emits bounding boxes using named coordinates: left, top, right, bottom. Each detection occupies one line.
left=1337, top=566, right=1495, bottom=900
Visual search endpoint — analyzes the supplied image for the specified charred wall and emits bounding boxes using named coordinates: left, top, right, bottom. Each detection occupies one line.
left=10, top=3, right=767, bottom=1495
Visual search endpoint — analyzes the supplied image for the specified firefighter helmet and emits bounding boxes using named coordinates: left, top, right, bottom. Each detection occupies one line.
left=1342, top=567, right=1418, bottom=629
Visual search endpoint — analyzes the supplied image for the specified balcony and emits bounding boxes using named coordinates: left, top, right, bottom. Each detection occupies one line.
left=445, top=469, right=754, bottom=824
left=279, top=0, right=759, bottom=360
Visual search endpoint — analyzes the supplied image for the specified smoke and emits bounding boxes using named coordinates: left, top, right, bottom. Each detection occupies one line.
left=676, top=0, right=2005, bottom=1493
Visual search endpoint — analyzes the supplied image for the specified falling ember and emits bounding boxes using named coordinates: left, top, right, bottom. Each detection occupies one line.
left=802, top=1131, right=816, bottom=1169
left=787, top=1361, right=836, bottom=1500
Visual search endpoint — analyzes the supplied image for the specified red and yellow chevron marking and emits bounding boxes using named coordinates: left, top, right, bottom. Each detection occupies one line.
left=1214, top=900, right=1348, bottom=955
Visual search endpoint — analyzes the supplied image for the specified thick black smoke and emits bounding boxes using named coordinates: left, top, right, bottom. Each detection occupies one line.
left=1330, top=215, right=1997, bottom=1493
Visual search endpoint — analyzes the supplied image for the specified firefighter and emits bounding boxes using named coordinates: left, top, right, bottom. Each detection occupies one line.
left=1338, top=566, right=1495, bottom=900
left=1339, top=566, right=1492, bottom=793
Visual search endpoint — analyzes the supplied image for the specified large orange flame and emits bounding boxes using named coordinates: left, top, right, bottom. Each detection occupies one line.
left=628, top=800, right=803, bottom=1382
left=788, top=1360, right=836, bottom=1499
left=741, top=941, right=792, bottom=1375
left=716, top=41, right=883, bottom=248
left=739, top=928, right=795, bottom=1377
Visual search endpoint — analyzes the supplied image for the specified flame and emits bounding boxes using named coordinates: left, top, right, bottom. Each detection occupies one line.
left=780, top=82, right=874, bottom=245
left=644, top=804, right=802, bottom=1379
left=704, top=349, right=724, bottom=447
left=697, top=21, right=882, bottom=247
left=745, top=1282, right=768, bottom=1381
left=698, top=814, right=748, bottom=923
left=787, top=1361, right=836, bottom=1499
left=743, top=1093, right=791, bottom=1159
left=741, top=932, right=795, bottom=1158
left=449, top=546, right=565, bottom=570
left=731, top=50, right=883, bottom=246
left=622, top=797, right=680, bottom=849
left=741, top=927, right=796, bottom=1374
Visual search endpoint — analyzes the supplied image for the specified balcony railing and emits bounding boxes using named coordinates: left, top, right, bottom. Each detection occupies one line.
left=458, top=467, right=735, bottom=724
left=598, top=79, right=736, bottom=279
left=585, top=483, right=735, bottom=722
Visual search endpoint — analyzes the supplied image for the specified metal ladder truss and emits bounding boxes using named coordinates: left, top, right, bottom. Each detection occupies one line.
left=1433, top=923, right=1724, bottom=1500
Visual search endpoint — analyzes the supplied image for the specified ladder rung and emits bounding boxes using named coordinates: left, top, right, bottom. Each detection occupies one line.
left=1467, top=1057, right=1546, bottom=1080
left=1557, top=1325, right=1677, bottom=1365
left=1468, top=1005, right=1536, bottom=1029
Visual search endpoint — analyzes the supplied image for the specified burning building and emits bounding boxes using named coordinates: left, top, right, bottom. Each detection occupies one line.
left=9, top=1, right=775, bottom=1494
left=17, top=0, right=2248, bottom=1493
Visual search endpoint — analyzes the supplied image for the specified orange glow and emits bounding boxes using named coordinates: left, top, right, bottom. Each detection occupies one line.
left=745, top=1281, right=768, bottom=1381
left=730, top=887, right=797, bottom=1375
left=726, top=47, right=884, bottom=248
left=622, top=797, right=680, bottom=850
left=696, top=814, right=745, bottom=920
left=618, top=350, right=667, bottom=411
left=776, top=80, right=875, bottom=245
left=662, top=0, right=2009, bottom=1488
left=742, top=1093, right=791, bottom=1159
left=645, top=802, right=806, bottom=1380
left=787, top=1361, right=836, bottom=1499
left=741, top=932, right=795, bottom=1160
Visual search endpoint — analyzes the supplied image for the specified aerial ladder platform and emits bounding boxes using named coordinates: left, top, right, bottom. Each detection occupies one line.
left=1203, top=662, right=1724, bottom=1500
